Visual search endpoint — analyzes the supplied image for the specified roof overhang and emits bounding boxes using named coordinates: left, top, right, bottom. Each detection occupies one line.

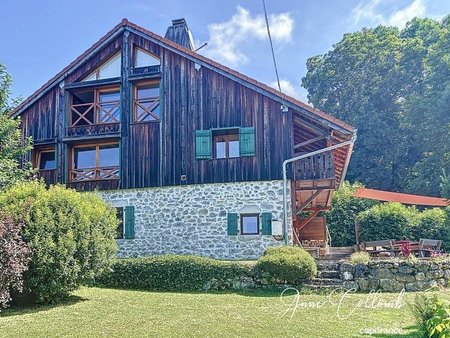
left=353, top=187, right=450, bottom=207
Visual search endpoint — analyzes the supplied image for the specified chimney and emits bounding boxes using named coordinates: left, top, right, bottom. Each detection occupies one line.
left=165, top=18, right=195, bottom=51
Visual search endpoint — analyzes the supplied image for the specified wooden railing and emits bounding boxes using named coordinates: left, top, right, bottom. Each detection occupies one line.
left=66, top=123, right=120, bottom=138
left=69, top=166, right=119, bottom=182
left=70, top=101, right=120, bottom=126
left=292, top=151, right=335, bottom=180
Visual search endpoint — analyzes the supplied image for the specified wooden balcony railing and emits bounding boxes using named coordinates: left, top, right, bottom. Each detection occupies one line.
left=70, top=101, right=120, bottom=126
left=69, top=166, right=119, bottom=182
left=293, top=151, right=335, bottom=181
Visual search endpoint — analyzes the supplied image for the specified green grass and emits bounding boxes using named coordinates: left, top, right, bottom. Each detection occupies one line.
left=1, top=287, right=449, bottom=337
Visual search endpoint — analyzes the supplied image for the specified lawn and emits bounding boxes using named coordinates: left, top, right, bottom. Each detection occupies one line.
left=1, top=287, right=448, bottom=338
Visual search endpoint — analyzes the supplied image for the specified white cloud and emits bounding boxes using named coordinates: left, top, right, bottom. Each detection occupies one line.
left=388, top=0, right=425, bottom=27
left=269, top=79, right=303, bottom=100
left=351, top=0, right=426, bottom=28
left=203, top=6, right=294, bottom=67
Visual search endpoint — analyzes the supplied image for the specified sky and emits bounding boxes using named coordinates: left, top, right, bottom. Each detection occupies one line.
left=1, top=0, right=450, bottom=103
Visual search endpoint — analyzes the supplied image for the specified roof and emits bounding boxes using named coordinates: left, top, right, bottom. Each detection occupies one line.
left=353, top=187, right=450, bottom=207
left=11, top=19, right=354, bottom=134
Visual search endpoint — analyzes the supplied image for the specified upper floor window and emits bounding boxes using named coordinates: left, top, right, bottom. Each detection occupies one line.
left=34, top=147, right=56, bottom=170
left=69, top=142, right=119, bottom=181
left=83, top=53, right=121, bottom=81
left=134, top=48, right=160, bottom=68
left=70, top=87, right=120, bottom=127
left=195, top=127, right=256, bottom=159
left=133, top=81, right=160, bottom=122
left=213, top=130, right=239, bottom=159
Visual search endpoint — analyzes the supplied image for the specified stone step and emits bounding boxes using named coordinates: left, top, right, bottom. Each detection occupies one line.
left=317, top=270, right=340, bottom=279
left=310, top=278, right=343, bottom=286
left=316, top=262, right=339, bottom=271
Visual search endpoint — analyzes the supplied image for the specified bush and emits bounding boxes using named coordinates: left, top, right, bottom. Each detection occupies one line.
left=412, top=208, right=450, bottom=251
left=350, top=251, right=370, bottom=265
left=326, top=182, right=378, bottom=246
left=94, top=255, right=250, bottom=291
left=263, top=245, right=305, bottom=256
left=0, top=214, right=31, bottom=309
left=255, top=246, right=316, bottom=284
left=411, top=294, right=450, bottom=338
left=358, top=202, right=416, bottom=242
left=0, top=181, right=119, bottom=304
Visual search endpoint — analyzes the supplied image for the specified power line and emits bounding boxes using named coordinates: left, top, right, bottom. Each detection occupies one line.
left=262, top=0, right=282, bottom=93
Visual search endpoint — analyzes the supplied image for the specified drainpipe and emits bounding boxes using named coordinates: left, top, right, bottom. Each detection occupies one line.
left=282, top=132, right=357, bottom=245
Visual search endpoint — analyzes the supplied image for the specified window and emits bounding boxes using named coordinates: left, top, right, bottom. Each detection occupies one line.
left=133, top=81, right=160, bottom=122
left=70, top=142, right=119, bottom=181
left=70, top=87, right=120, bottom=126
left=213, top=131, right=239, bottom=159
left=35, top=147, right=56, bottom=170
left=240, top=214, right=259, bottom=235
left=115, top=207, right=124, bottom=239
left=195, top=127, right=255, bottom=159
left=83, top=53, right=121, bottom=81
left=134, top=48, right=160, bottom=68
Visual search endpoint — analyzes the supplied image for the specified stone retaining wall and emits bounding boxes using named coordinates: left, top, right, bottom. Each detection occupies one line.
left=339, top=260, right=450, bottom=292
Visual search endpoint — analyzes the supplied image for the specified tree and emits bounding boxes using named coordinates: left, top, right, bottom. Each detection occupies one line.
left=0, top=63, right=34, bottom=189
left=302, top=18, right=450, bottom=196
left=440, top=170, right=450, bottom=199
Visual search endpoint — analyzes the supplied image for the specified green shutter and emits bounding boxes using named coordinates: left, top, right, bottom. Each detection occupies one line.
left=239, top=127, right=256, bottom=156
left=124, top=206, right=135, bottom=239
left=227, top=212, right=238, bottom=235
left=261, top=212, right=272, bottom=235
left=195, top=130, right=212, bottom=159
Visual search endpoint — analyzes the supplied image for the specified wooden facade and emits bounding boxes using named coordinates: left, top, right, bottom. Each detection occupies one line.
left=12, top=19, right=355, bottom=247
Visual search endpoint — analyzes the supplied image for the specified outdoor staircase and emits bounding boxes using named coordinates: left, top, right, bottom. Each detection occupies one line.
left=302, top=247, right=354, bottom=290
left=304, top=259, right=343, bottom=290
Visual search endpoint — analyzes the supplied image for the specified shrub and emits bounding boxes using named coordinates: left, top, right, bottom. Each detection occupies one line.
left=255, top=246, right=316, bottom=284
left=0, top=181, right=118, bottom=304
left=411, top=208, right=450, bottom=251
left=263, top=245, right=305, bottom=256
left=326, top=182, right=378, bottom=246
left=94, top=255, right=250, bottom=291
left=411, top=294, right=450, bottom=338
left=0, top=214, right=31, bottom=309
left=358, top=202, right=416, bottom=242
left=350, top=251, right=370, bottom=265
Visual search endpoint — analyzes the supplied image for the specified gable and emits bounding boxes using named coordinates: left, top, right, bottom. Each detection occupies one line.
left=11, top=19, right=353, bottom=137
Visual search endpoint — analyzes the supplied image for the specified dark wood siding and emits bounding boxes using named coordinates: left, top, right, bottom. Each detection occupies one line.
left=18, top=29, right=296, bottom=191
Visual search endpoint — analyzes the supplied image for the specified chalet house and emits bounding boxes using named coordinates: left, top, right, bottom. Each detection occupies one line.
left=11, top=19, right=356, bottom=259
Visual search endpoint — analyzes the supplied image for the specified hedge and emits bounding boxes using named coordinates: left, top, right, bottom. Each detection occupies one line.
left=94, top=255, right=251, bottom=291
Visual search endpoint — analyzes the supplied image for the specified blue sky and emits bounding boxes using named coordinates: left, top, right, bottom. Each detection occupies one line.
left=1, top=0, right=450, bottom=103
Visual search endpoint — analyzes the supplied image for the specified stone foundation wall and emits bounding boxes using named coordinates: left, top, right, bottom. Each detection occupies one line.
left=339, top=260, right=450, bottom=292
left=99, top=180, right=291, bottom=260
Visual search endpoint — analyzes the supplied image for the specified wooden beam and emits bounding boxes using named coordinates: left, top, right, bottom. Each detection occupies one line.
left=301, top=206, right=329, bottom=212
left=293, top=135, right=329, bottom=150
left=297, top=210, right=321, bottom=231
left=296, top=189, right=324, bottom=215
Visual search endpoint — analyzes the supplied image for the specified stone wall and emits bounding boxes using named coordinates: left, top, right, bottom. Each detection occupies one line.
left=339, top=260, right=450, bottom=292
left=99, top=180, right=291, bottom=260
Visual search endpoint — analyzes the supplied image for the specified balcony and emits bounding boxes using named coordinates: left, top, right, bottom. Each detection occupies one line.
left=69, top=166, right=119, bottom=182
left=292, top=151, right=335, bottom=181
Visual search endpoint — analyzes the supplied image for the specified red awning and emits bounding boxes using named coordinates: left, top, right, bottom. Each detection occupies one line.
left=353, top=187, right=450, bottom=207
